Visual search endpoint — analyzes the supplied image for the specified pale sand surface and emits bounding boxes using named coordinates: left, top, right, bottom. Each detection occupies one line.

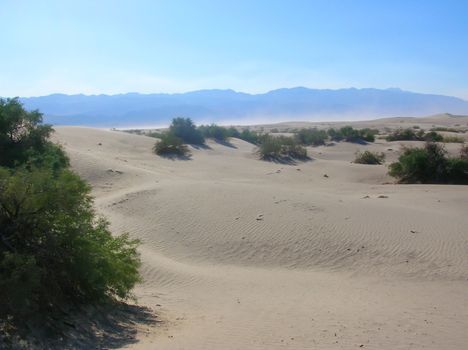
left=53, top=122, right=468, bottom=349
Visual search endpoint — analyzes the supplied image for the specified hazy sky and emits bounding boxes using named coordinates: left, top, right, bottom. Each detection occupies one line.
left=1, top=0, right=467, bottom=99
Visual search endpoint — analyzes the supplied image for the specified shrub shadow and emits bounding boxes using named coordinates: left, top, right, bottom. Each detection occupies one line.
left=159, top=153, right=192, bottom=161
left=2, top=302, right=161, bottom=349
left=214, top=139, right=237, bottom=149
left=190, top=143, right=212, bottom=150
left=260, top=155, right=312, bottom=165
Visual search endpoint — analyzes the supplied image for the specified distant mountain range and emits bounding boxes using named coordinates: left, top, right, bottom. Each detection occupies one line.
left=16, top=87, right=468, bottom=127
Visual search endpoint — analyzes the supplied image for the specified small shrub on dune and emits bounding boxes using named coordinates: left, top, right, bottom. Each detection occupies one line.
left=388, top=142, right=468, bottom=184
left=295, top=128, right=328, bottom=146
left=386, top=128, right=443, bottom=142
left=354, top=150, right=385, bottom=164
left=423, top=131, right=443, bottom=142
left=198, top=124, right=229, bottom=141
left=154, top=133, right=189, bottom=156
left=327, top=126, right=377, bottom=143
left=239, top=129, right=261, bottom=145
left=257, top=135, right=307, bottom=160
left=386, top=128, right=421, bottom=141
left=169, top=117, right=205, bottom=145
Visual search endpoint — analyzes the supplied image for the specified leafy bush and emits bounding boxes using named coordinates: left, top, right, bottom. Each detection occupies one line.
left=295, top=128, right=328, bottom=146
left=257, top=135, right=307, bottom=160
left=226, top=127, right=241, bottom=138
left=388, top=142, right=468, bottom=184
left=386, top=128, right=422, bottom=141
left=386, top=128, right=443, bottom=142
left=423, top=131, right=443, bottom=142
left=327, top=126, right=377, bottom=143
left=0, top=167, right=141, bottom=318
left=461, top=144, right=468, bottom=160
left=0, top=98, right=68, bottom=170
left=198, top=124, right=229, bottom=141
left=354, top=150, right=385, bottom=164
left=238, top=129, right=261, bottom=145
left=0, top=99, right=141, bottom=324
left=169, top=117, right=204, bottom=145
left=154, top=133, right=189, bottom=156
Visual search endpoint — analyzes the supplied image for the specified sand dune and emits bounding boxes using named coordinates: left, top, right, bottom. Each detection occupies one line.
left=53, top=126, right=468, bottom=349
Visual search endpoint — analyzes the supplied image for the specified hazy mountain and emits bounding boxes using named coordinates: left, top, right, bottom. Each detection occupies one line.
left=17, top=87, right=468, bottom=127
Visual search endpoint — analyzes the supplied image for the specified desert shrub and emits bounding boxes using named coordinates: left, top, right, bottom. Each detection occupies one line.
left=327, top=128, right=344, bottom=141
left=386, top=128, right=421, bottom=141
left=0, top=167, right=141, bottom=318
left=446, top=158, right=468, bottom=183
left=169, top=117, right=204, bottom=145
left=226, top=127, right=240, bottom=138
left=327, top=126, right=377, bottom=143
left=423, top=131, right=443, bottom=142
left=443, top=135, right=465, bottom=143
left=385, top=128, right=443, bottom=142
left=198, top=124, right=229, bottom=141
left=0, top=99, right=141, bottom=324
left=359, top=128, right=379, bottom=142
left=388, top=142, right=468, bottom=184
left=461, top=144, right=468, bottom=160
left=257, top=135, right=307, bottom=160
left=238, top=129, right=261, bottom=145
left=295, top=128, right=328, bottom=146
left=354, top=150, right=385, bottom=164
left=0, top=98, right=68, bottom=169
left=153, top=133, right=189, bottom=156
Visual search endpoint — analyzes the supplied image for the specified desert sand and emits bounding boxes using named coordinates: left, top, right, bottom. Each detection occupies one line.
left=53, top=117, right=468, bottom=349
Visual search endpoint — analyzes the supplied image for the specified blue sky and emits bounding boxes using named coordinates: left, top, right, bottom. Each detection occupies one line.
left=1, top=0, right=467, bottom=99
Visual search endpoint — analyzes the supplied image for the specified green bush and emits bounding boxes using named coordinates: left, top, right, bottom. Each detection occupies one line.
left=423, top=131, right=443, bottom=142
left=198, top=124, right=229, bottom=141
left=295, top=128, right=328, bottom=146
left=354, top=150, right=385, bottom=164
left=327, top=126, right=377, bottom=143
left=0, top=99, right=141, bottom=324
left=386, top=128, right=443, bottom=142
left=169, top=117, right=204, bottom=145
left=0, top=167, right=141, bottom=318
left=461, top=144, right=468, bottom=160
left=386, top=128, right=422, bottom=141
left=154, top=133, right=189, bottom=156
left=257, top=135, right=307, bottom=160
left=238, top=129, right=261, bottom=145
left=0, top=98, right=68, bottom=170
left=388, top=142, right=468, bottom=184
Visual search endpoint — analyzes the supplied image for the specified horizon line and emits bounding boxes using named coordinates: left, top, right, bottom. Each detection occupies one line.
left=8, top=86, right=467, bottom=102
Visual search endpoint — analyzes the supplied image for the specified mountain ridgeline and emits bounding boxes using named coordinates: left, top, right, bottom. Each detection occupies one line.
left=18, top=87, right=468, bottom=127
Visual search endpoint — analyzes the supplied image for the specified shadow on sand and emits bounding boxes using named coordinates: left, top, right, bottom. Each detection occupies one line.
left=2, top=302, right=161, bottom=350
left=214, top=139, right=237, bottom=149
left=159, top=153, right=192, bottom=161
left=261, top=155, right=313, bottom=166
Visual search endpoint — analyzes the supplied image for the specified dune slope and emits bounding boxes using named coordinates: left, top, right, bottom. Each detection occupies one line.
left=54, top=127, right=468, bottom=349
